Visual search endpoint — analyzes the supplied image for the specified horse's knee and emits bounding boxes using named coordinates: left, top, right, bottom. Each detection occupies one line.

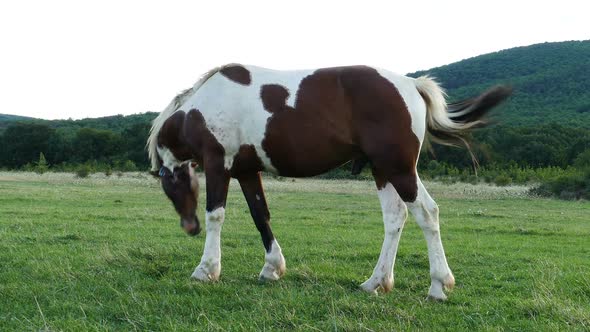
left=426, top=201, right=439, bottom=219
left=391, top=174, right=418, bottom=202
left=410, top=199, right=439, bottom=231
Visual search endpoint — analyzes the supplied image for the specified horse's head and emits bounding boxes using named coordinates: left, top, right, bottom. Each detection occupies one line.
left=156, top=161, right=201, bottom=236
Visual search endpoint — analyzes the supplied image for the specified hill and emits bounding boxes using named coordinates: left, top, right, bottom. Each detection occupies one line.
left=0, top=112, right=158, bottom=134
left=0, top=114, right=35, bottom=122
left=0, top=114, right=37, bottom=131
left=408, top=40, right=590, bottom=127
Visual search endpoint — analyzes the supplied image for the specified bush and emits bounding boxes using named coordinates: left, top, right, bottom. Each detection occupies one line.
left=494, top=174, right=513, bottom=186
left=573, top=150, right=590, bottom=170
left=529, top=170, right=590, bottom=200
left=34, top=152, right=49, bottom=174
left=21, top=163, right=35, bottom=172
left=76, top=165, right=92, bottom=178
left=116, top=160, right=138, bottom=172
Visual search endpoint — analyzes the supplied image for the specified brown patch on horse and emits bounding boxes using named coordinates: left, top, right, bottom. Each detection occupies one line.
left=230, top=144, right=265, bottom=178
left=182, top=109, right=231, bottom=211
left=340, top=67, right=419, bottom=201
left=181, top=109, right=225, bottom=164
left=220, top=64, right=251, bottom=85
left=260, top=84, right=293, bottom=113
left=157, top=111, right=194, bottom=162
left=260, top=68, right=361, bottom=177
left=260, top=66, right=419, bottom=201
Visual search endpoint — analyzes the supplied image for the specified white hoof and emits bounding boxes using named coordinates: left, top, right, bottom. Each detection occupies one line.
left=427, top=273, right=454, bottom=300
left=360, top=275, right=393, bottom=294
left=258, top=259, right=286, bottom=281
left=190, top=262, right=220, bottom=282
left=259, top=240, right=286, bottom=281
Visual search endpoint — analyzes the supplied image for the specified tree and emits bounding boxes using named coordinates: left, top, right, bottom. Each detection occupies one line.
left=35, top=152, right=49, bottom=174
left=73, top=128, right=123, bottom=163
left=0, top=123, right=56, bottom=168
left=121, top=122, right=151, bottom=168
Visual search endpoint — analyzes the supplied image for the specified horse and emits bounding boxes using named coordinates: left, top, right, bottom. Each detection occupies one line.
left=147, top=64, right=510, bottom=300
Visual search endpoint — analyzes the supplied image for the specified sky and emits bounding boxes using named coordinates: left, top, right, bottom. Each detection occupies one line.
left=0, top=0, right=588, bottom=120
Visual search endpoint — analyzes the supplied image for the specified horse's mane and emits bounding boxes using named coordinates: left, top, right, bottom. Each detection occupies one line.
left=147, top=66, right=223, bottom=171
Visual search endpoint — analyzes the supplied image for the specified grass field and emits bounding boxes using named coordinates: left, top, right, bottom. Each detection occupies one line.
left=1, top=172, right=589, bottom=331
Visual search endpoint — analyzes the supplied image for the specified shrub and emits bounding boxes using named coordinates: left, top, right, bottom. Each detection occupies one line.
left=529, top=170, right=589, bottom=200
left=574, top=149, right=590, bottom=170
left=119, top=160, right=138, bottom=172
left=76, top=165, right=92, bottom=178
left=34, top=152, right=49, bottom=174
left=21, top=163, right=35, bottom=172
left=494, top=174, right=512, bottom=186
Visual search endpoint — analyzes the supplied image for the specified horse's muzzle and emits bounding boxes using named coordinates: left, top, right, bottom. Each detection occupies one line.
left=181, top=216, right=201, bottom=236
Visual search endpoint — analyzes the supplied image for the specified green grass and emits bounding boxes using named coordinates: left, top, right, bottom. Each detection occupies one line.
left=0, top=172, right=589, bottom=331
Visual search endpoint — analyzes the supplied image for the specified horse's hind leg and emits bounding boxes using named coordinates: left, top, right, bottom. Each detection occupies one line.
left=360, top=174, right=409, bottom=294
left=191, top=158, right=230, bottom=282
left=406, top=177, right=455, bottom=300
left=238, top=173, right=286, bottom=281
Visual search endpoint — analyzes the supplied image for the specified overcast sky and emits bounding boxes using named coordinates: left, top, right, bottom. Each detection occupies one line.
left=0, top=0, right=588, bottom=120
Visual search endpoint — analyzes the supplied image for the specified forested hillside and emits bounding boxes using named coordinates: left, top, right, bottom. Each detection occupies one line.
left=1, top=40, right=589, bottom=178
left=409, top=40, right=590, bottom=126
left=0, top=113, right=157, bottom=171
left=0, top=114, right=36, bottom=131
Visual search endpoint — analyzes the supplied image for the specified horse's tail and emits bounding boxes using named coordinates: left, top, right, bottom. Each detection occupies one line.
left=413, top=76, right=511, bottom=161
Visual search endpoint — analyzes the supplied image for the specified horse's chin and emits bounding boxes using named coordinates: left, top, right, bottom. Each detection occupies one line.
left=181, top=217, right=201, bottom=236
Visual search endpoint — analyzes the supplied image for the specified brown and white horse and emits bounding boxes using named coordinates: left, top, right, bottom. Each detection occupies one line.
left=147, top=64, right=510, bottom=300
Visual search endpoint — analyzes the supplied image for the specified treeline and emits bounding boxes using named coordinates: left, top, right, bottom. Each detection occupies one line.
left=1, top=119, right=588, bottom=173
left=0, top=119, right=153, bottom=171
left=422, top=124, right=590, bottom=169
left=1, top=116, right=589, bottom=198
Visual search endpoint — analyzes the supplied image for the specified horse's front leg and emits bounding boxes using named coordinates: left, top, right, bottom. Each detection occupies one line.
left=238, top=172, right=286, bottom=281
left=191, top=160, right=230, bottom=282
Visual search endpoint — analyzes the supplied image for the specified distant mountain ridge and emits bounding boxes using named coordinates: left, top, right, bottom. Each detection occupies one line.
left=0, top=114, right=38, bottom=132
left=408, top=40, right=590, bottom=127
left=0, top=113, right=35, bottom=123
left=0, top=112, right=158, bottom=134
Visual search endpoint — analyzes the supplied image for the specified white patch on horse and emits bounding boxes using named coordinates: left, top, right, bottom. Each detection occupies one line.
left=157, top=146, right=180, bottom=171
left=191, top=207, right=225, bottom=282
left=376, top=69, right=428, bottom=148
left=179, top=65, right=315, bottom=174
left=259, top=240, right=286, bottom=281
left=360, top=182, right=408, bottom=294
left=224, top=156, right=234, bottom=170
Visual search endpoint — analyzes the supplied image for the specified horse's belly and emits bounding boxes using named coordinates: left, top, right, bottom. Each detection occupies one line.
left=261, top=129, right=358, bottom=177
